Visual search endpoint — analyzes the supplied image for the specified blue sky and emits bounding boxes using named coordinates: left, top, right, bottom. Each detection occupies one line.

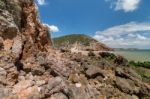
left=35, top=0, right=150, bottom=49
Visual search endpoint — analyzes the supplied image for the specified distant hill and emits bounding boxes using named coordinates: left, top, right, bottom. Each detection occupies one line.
left=53, top=34, right=113, bottom=51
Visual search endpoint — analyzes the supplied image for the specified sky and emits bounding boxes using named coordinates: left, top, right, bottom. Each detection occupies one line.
left=35, top=0, right=150, bottom=49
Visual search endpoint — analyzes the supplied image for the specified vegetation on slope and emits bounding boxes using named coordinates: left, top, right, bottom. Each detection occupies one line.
left=53, top=34, right=98, bottom=46
left=129, top=61, right=150, bottom=69
left=129, top=61, right=150, bottom=83
left=53, top=34, right=113, bottom=51
left=99, top=52, right=150, bottom=83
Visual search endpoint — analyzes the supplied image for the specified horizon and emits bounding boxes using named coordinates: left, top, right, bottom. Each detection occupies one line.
left=35, top=0, right=150, bottom=49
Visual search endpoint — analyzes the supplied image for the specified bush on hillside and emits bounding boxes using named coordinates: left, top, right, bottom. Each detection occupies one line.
left=99, top=52, right=116, bottom=60
left=129, top=61, right=150, bottom=69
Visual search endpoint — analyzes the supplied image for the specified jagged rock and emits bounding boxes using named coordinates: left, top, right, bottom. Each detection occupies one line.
left=11, top=36, right=23, bottom=57
left=12, top=80, right=35, bottom=94
left=35, top=52, right=47, bottom=65
left=1, top=0, right=52, bottom=60
left=68, top=84, right=100, bottom=99
left=86, top=66, right=105, bottom=78
left=88, top=51, right=95, bottom=57
left=8, top=86, right=40, bottom=99
left=115, top=67, right=141, bottom=80
left=0, top=67, right=7, bottom=85
left=97, top=59, right=112, bottom=69
left=0, top=0, right=150, bottom=99
left=50, top=93, right=68, bottom=99
left=6, top=67, right=19, bottom=86
left=31, top=66, right=45, bottom=76
left=35, top=80, right=46, bottom=87
left=139, top=84, right=150, bottom=98
left=47, top=77, right=63, bottom=91
left=114, top=55, right=128, bottom=66
left=0, top=86, right=12, bottom=99
left=132, top=95, right=139, bottom=99
left=115, top=77, right=137, bottom=94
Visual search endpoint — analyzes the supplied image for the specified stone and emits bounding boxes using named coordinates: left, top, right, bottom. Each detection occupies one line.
left=115, top=67, right=141, bottom=80
left=0, top=87, right=11, bottom=99
left=6, top=67, right=19, bottom=86
left=31, top=65, right=45, bottom=76
left=50, top=93, right=68, bottom=99
left=114, top=55, right=128, bottom=66
left=115, top=77, right=134, bottom=94
left=132, top=95, right=139, bottom=99
left=8, top=86, right=40, bottom=99
left=12, top=80, right=35, bottom=94
left=35, top=80, right=46, bottom=87
left=0, top=0, right=150, bottom=99
left=3, top=39, right=13, bottom=51
left=47, top=77, right=63, bottom=91
left=68, top=84, right=100, bottom=99
left=86, top=66, right=105, bottom=78
left=0, top=67, right=7, bottom=84
left=11, top=36, right=23, bottom=57
left=88, top=51, right=95, bottom=57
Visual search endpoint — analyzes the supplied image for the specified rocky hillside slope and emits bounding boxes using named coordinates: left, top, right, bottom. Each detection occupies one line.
left=54, top=34, right=113, bottom=51
left=0, top=0, right=150, bottom=99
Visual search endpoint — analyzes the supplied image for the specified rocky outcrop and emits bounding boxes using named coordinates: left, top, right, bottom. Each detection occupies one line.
left=0, top=0, right=52, bottom=59
left=0, top=0, right=150, bottom=99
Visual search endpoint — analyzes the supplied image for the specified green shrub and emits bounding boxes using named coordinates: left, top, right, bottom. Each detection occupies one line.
left=129, top=61, right=150, bottom=69
left=99, top=52, right=116, bottom=60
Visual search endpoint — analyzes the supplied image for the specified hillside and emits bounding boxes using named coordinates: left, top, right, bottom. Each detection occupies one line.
left=54, top=34, right=97, bottom=46
left=54, top=34, right=113, bottom=51
left=0, top=0, right=150, bottom=99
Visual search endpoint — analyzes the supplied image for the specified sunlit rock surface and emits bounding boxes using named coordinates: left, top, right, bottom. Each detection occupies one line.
left=0, top=0, right=149, bottom=99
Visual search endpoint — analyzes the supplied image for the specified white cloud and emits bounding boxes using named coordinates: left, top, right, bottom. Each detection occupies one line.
left=136, top=34, right=147, bottom=40
left=106, top=0, right=141, bottom=12
left=44, top=24, right=59, bottom=33
left=96, top=22, right=150, bottom=36
left=93, top=22, right=150, bottom=49
left=37, top=0, right=46, bottom=5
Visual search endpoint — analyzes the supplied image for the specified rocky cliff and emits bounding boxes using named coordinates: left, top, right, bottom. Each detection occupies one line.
left=0, top=0, right=150, bottom=99
left=0, top=0, right=52, bottom=59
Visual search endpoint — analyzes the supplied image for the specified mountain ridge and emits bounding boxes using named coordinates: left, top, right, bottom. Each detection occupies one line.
left=53, top=34, right=113, bottom=51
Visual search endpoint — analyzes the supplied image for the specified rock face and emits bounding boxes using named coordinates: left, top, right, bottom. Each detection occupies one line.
left=0, top=0, right=150, bottom=99
left=0, top=0, right=52, bottom=59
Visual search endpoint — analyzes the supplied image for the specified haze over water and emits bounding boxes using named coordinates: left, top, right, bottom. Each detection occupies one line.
left=114, top=50, right=150, bottom=62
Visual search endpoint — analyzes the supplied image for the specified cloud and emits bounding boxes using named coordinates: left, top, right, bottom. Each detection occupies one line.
left=106, top=0, right=141, bottom=12
left=96, top=22, right=150, bottom=36
left=93, top=22, right=150, bottom=49
left=44, top=24, right=59, bottom=33
left=37, top=0, right=46, bottom=5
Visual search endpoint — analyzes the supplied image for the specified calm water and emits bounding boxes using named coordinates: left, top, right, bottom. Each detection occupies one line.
left=114, top=50, right=150, bottom=62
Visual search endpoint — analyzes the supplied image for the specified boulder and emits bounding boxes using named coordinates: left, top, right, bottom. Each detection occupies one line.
left=0, top=87, right=12, bottom=99
left=50, top=93, right=68, bottom=99
left=47, top=77, right=63, bottom=91
left=0, top=67, right=7, bottom=84
left=86, top=66, right=105, bottom=78
left=12, top=80, right=35, bottom=94
left=8, top=86, right=40, bottom=99
left=115, top=77, right=136, bottom=94
left=114, top=55, right=128, bottom=66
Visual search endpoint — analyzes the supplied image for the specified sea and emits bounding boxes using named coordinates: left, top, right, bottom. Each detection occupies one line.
left=114, top=50, right=150, bottom=62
